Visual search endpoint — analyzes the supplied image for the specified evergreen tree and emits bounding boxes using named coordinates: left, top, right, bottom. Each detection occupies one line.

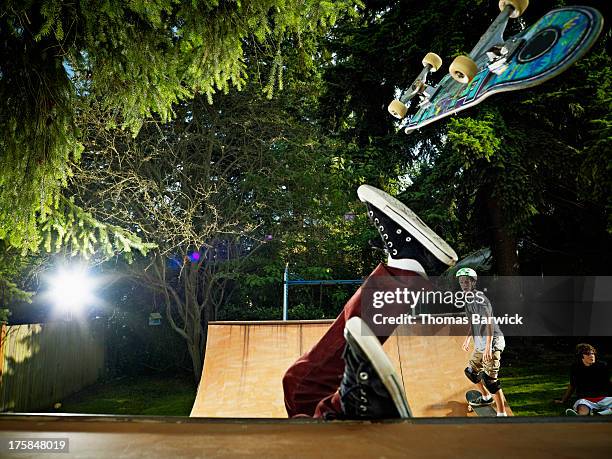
left=0, top=0, right=355, bottom=251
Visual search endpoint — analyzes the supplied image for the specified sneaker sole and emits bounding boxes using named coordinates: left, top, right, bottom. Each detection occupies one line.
left=469, top=401, right=494, bottom=407
left=344, top=317, right=412, bottom=418
left=357, top=185, right=458, bottom=266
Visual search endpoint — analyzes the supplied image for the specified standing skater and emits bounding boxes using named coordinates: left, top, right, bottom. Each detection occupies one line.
left=456, top=268, right=508, bottom=416
left=555, top=343, right=612, bottom=416
left=283, top=185, right=457, bottom=419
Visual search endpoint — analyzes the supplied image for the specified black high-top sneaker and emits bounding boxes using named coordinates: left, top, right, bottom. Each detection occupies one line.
left=339, top=317, right=411, bottom=419
left=357, top=185, right=458, bottom=274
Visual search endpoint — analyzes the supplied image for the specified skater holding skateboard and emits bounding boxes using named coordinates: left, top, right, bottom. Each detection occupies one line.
left=456, top=268, right=508, bottom=416
left=283, top=185, right=458, bottom=420
left=555, top=343, right=612, bottom=416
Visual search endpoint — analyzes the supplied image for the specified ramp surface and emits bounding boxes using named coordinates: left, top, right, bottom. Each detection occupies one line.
left=191, top=320, right=510, bottom=418
left=2, top=415, right=611, bottom=459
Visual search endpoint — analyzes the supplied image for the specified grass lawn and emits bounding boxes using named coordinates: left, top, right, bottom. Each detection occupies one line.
left=43, top=373, right=196, bottom=416
left=503, top=353, right=569, bottom=416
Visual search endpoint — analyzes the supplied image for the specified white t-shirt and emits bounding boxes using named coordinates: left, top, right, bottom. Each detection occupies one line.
left=464, top=290, right=505, bottom=352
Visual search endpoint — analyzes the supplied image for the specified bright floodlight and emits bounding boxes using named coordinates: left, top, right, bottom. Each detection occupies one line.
left=48, top=266, right=96, bottom=311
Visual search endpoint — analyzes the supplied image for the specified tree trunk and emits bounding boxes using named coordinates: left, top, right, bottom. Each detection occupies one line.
left=485, top=195, right=519, bottom=275
left=187, top=341, right=203, bottom=384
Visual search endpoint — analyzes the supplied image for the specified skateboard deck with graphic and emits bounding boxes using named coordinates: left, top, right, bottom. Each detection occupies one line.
left=389, top=4, right=603, bottom=134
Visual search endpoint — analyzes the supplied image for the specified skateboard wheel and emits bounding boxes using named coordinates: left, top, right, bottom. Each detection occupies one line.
left=422, top=52, right=443, bottom=72
left=388, top=99, right=408, bottom=119
left=449, top=55, right=478, bottom=84
left=499, top=0, right=528, bottom=18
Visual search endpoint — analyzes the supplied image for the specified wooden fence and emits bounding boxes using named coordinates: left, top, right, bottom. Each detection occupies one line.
left=0, top=321, right=105, bottom=412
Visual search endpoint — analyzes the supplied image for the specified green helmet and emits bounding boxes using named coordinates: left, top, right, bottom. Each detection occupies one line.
left=455, top=267, right=477, bottom=279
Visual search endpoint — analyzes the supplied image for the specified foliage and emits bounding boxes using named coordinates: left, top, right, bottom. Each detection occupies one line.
left=39, top=196, right=156, bottom=260
left=0, top=0, right=357, bottom=253
left=0, top=242, right=37, bottom=312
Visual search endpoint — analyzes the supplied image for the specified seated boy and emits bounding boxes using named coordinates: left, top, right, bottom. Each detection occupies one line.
left=556, top=343, right=612, bottom=416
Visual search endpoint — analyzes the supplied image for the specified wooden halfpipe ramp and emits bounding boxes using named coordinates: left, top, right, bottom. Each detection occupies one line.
left=190, top=320, right=510, bottom=418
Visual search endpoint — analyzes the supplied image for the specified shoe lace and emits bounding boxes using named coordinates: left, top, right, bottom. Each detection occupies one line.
left=368, top=208, right=411, bottom=258
left=340, top=346, right=372, bottom=415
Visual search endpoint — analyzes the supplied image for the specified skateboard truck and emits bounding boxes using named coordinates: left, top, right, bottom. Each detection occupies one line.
left=388, top=52, right=442, bottom=119
left=487, top=37, right=525, bottom=74
left=449, top=0, right=529, bottom=83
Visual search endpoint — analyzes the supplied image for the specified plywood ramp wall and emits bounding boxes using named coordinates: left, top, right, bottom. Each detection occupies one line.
left=191, top=321, right=509, bottom=418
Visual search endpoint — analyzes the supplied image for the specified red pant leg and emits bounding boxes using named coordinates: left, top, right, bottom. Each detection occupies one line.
left=282, top=263, right=428, bottom=418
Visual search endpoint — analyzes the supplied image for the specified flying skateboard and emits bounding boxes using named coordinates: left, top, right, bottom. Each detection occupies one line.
left=466, top=390, right=497, bottom=417
left=388, top=0, right=604, bottom=134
